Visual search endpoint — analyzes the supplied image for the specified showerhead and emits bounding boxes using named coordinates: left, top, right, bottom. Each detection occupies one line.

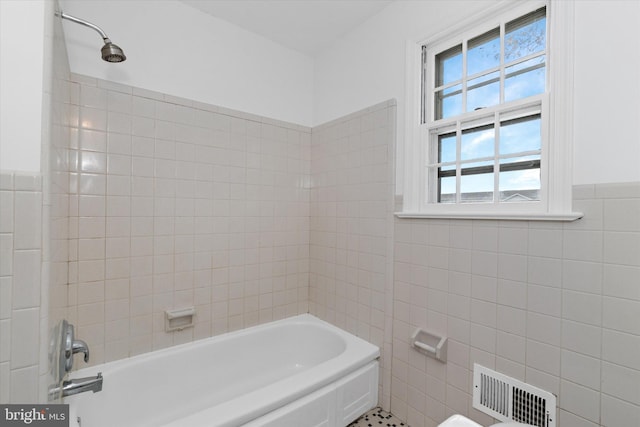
left=59, top=11, right=127, bottom=63
left=101, top=39, right=126, bottom=63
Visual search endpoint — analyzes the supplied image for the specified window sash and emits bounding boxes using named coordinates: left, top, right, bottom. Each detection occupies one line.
left=424, top=6, right=547, bottom=125
left=423, top=96, right=547, bottom=210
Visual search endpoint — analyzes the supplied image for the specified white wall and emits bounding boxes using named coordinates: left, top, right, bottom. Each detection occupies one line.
left=59, top=0, right=314, bottom=127
left=9, top=0, right=637, bottom=181
left=314, top=0, right=493, bottom=125
left=573, top=0, right=640, bottom=185
left=0, top=1, right=45, bottom=172
left=313, top=0, right=640, bottom=189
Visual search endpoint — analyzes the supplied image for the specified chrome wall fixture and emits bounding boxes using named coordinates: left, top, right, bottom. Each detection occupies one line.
left=48, top=320, right=103, bottom=400
left=58, top=11, right=126, bottom=63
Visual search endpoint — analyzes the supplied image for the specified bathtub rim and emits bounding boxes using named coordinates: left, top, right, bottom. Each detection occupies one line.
left=69, top=314, right=379, bottom=378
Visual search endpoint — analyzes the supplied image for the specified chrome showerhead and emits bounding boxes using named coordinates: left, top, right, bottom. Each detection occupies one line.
left=59, top=11, right=127, bottom=63
left=101, top=39, right=126, bottom=63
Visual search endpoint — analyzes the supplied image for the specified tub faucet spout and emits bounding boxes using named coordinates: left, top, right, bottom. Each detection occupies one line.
left=49, top=373, right=103, bottom=400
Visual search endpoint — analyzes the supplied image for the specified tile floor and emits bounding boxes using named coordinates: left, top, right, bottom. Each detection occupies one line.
left=348, top=407, right=408, bottom=427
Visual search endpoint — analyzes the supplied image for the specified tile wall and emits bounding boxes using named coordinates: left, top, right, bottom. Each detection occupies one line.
left=65, top=74, right=311, bottom=366
left=391, top=183, right=640, bottom=427
left=309, top=100, right=396, bottom=410
left=0, top=173, right=44, bottom=403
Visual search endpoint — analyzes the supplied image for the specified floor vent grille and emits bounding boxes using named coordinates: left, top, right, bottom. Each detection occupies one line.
left=472, top=364, right=556, bottom=427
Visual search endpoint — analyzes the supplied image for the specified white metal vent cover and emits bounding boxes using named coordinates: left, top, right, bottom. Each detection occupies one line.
left=473, top=364, right=557, bottom=427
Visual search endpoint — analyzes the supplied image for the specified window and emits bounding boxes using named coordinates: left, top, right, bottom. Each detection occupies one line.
left=401, top=1, right=581, bottom=220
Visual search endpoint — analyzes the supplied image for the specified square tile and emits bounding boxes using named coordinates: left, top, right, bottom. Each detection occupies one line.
left=0, top=235, right=12, bottom=277
left=14, top=191, right=42, bottom=249
left=562, top=290, right=601, bottom=326
left=10, top=308, right=39, bottom=368
left=603, top=264, right=640, bottom=300
left=602, top=328, right=640, bottom=370
left=604, top=199, right=640, bottom=232
left=604, top=231, right=640, bottom=266
left=560, top=380, right=600, bottom=423
left=601, top=361, right=640, bottom=405
left=0, top=191, right=14, bottom=233
left=603, top=296, right=640, bottom=335
left=561, top=350, right=600, bottom=390
left=601, top=394, right=640, bottom=427
left=12, top=250, right=41, bottom=309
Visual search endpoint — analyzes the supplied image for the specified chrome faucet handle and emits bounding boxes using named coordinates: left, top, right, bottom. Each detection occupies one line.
left=72, top=339, right=90, bottom=363
left=62, top=321, right=91, bottom=372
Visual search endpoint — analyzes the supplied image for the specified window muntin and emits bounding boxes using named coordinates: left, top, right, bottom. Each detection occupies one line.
left=431, top=7, right=546, bottom=122
left=425, top=7, right=547, bottom=208
left=429, top=109, right=542, bottom=206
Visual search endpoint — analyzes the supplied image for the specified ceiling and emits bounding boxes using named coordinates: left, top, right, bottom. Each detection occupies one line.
left=180, top=0, right=394, bottom=55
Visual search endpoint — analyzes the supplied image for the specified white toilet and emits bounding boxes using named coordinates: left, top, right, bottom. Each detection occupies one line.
left=438, top=414, right=535, bottom=427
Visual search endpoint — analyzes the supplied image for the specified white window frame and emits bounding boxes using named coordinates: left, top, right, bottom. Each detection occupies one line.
left=399, top=0, right=582, bottom=221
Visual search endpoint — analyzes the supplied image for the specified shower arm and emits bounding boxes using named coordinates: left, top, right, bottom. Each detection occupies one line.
left=57, top=10, right=126, bottom=63
left=59, top=11, right=112, bottom=42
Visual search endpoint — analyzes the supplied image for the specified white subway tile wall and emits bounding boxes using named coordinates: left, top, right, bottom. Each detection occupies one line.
left=65, top=73, right=311, bottom=366
left=391, top=184, right=640, bottom=427
left=309, top=100, right=396, bottom=410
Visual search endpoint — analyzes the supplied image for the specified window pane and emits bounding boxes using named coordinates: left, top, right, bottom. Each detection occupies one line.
left=499, top=156, right=540, bottom=202
left=467, top=28, right=500, bottom=76
left=499, top=171, right=540, bottom=201
left=461, top=161, right=494, bottom=203
left=505, top=7, right=546, bottom=63
left=499, top=115, right=541, bottom=155
left=436, top=87, right=462, bottom=120
left=505, top=64, right=545, bottom=102
left=436, top=45, right=463, bottom=86
left=467, top=78, right=500, bottom=112
left=438, top=133, right=457, bottom=163
left=438, top=175, right=456, bottom=203
left=461, top=125, right=494, bottom=161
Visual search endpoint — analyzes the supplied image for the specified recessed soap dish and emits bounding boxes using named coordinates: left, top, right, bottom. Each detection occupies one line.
left=411, top=328, right=447, bottom=362
left=165, top=307, right=195, bottom=332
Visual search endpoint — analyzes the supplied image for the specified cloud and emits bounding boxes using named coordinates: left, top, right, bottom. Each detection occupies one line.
left=501, top=169, right=540, bottom=190
left=462, top=129, right=494, bottom=158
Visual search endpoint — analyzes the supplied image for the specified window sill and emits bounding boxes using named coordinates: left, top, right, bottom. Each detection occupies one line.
left=394, top=211, right=583, bottom=221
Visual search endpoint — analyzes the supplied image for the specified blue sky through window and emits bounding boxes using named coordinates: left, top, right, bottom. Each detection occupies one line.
left=500, top=115, right=540, bottom=154
left=434, top=8, right=546, bottom=120
left=467, top=30, right=500, bottom=76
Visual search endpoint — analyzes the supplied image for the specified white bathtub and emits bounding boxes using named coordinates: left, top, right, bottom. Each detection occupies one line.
left=64, top=314, right=379, bottom=427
